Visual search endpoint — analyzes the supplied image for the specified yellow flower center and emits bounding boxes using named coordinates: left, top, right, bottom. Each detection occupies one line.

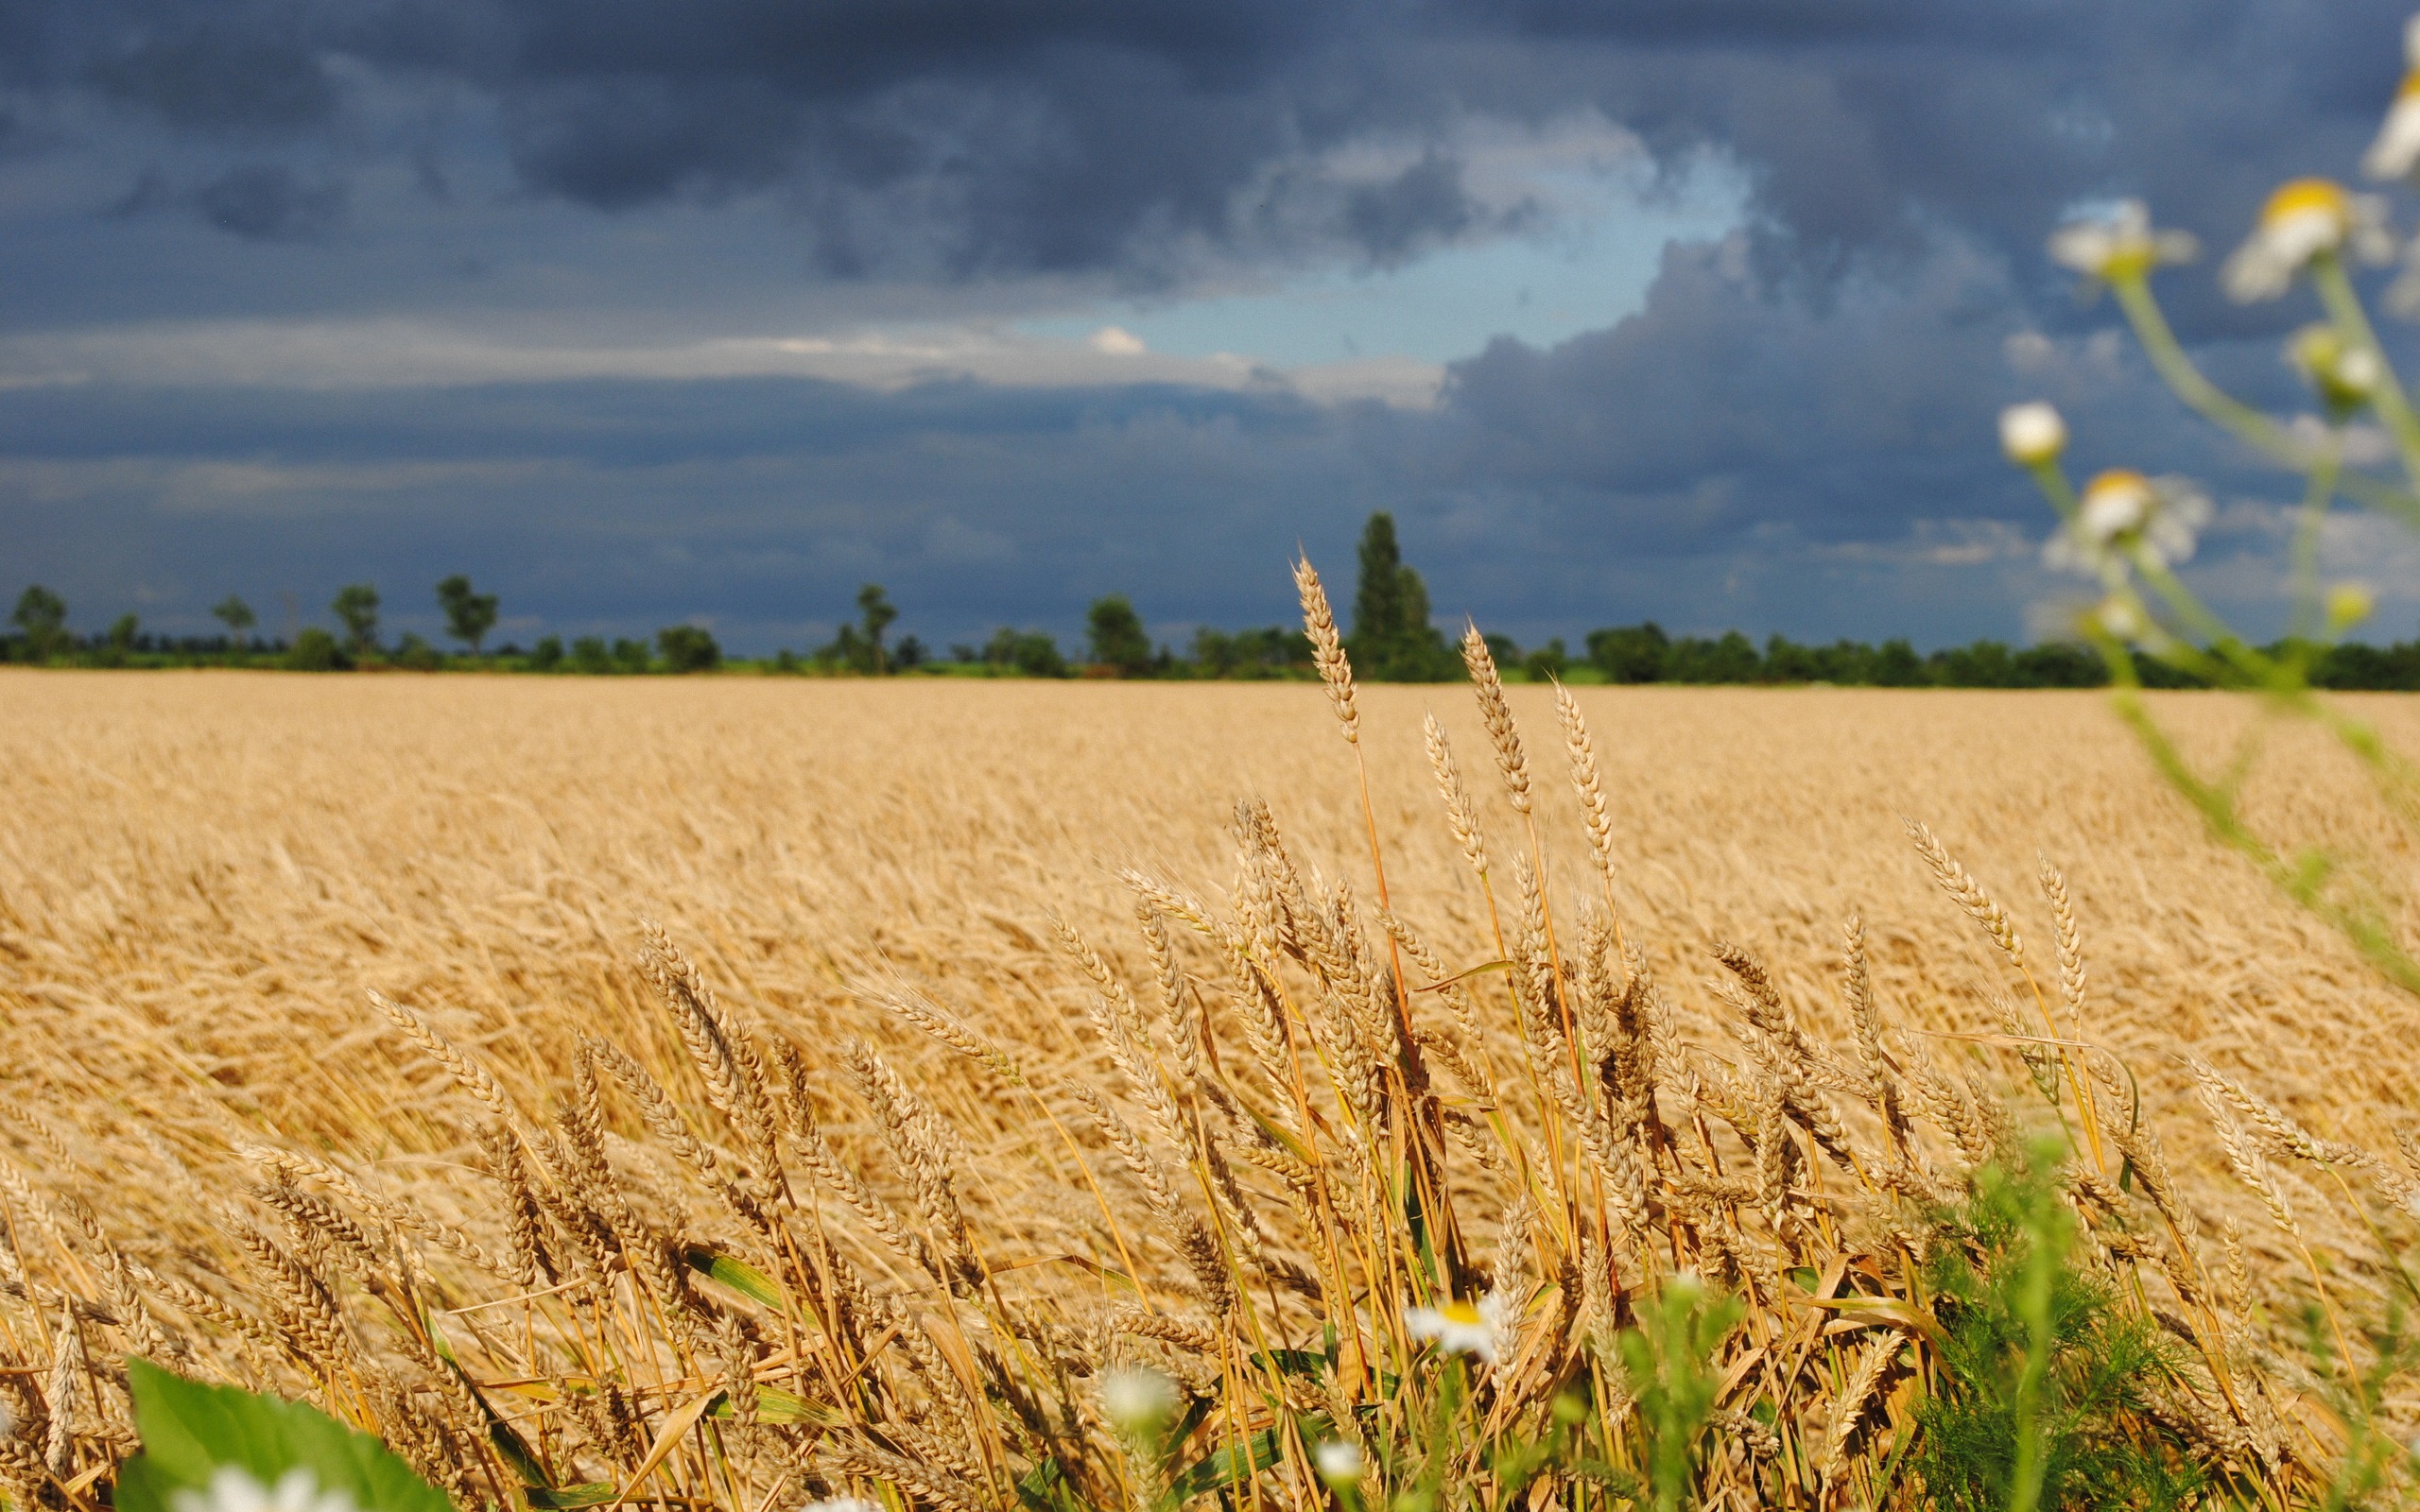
left=2258, top=179, right=2352, bottom=234
left=2398, top=69, right=2420, bottom=101
left=1441, top=1300, right=1483, bottom=1326
left=2083, top=469, right=2150, bottom=502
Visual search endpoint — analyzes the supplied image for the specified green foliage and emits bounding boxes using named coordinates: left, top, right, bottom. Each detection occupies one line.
left=1188, top=624, right=1310, bottom=679
left=1086, top=593, right=1154, bottom=676
left=114, top=1359, right=450, bottom=1512
left=570, top=635, right=613, bottom=674
left=1521, top=637, right=1569, bottom=682
left=284, top=627, right=348, bottom=672
left=1910, top=1143, right=2200, bottom=1512
left=435, top=575, right=500, bottom=655
left=211, top=595, right=257, bottom=640
left=11, top=583, right=68, bottom=661
left=657, top=624, right=721, bottom=673
left=1349, top=511, right=1458, bottom=680
left=611, top=636, right=651, bottom=673
left=330, top=583, right=380, bottom=656
left=393, top=632, right=442, bottom=671
left=528, top=634, right=563, bottom=671
left=857, top=582, right=898, bottom=673
left=985, top=626, right=1067, bottom=678
left=1615, top=1275, right=1747, bottom=1512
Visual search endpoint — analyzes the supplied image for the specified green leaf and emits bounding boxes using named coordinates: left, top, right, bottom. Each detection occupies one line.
left=682, top=1246, right=783, bottom=1309
left=697, top=1385, right=840, bottom=1427
left=1164, top=1427, right=1282, bottom=1504
left=118, top=1359, right=453, bottom=1512
left=524, top=1484, right=618, bottom=1508
left=1247, top=1349, right=1329, bottom=1381
left=1162, top=1411, right=1332, bottom=1507
left=1013, top=1456, right=1087, bottom=1512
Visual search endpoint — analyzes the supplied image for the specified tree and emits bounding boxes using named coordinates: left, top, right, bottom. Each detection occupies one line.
left=985, top=627, right=1066, bottom=678
left=106, top=614, right=140, bottom=661
left=1086, top=594, right=1153, bottom=677
left=529, top=636, right=564, bottom=672
left=856, top=584, right=898, bottom=674
left=331, top=584, right=381, bottom=657
left=212, top=596, right=257, bottom=647
left=11, top=585, right=67, bottom=661
left=435, top=576, right=500, bottom=656
left=1522, top=637, right=1568, bottom=682
left=1348, top=512, right=1453, bottom=680
left=658, top=624, right=721, bottom=673
left=285, top=627, right=346, bottom=672
left=1587, top=622, right=1670, bottom=683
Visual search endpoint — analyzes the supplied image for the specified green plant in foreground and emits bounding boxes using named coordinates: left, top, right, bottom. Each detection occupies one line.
left=2006, top=24, right=2420, bottom=995
left=1910, top=1143, right=2201, bottom=1512
left=113, top=1360, right=449, bottom=1512
left=1613, top=1274, right=1745, bottom=1512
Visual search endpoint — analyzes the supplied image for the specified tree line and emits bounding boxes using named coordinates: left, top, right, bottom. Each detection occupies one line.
left=13, top=512, right=2420, bottom=688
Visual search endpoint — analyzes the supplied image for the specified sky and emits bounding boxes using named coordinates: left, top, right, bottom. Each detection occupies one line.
left=8, top=0, right=2420, bottom=654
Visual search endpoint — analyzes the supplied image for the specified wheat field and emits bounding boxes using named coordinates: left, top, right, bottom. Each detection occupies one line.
left=4, top=664, right=2420, bottom=1508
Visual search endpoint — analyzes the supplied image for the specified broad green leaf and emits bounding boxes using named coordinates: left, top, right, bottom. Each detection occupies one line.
left=682, top=1246, right=783, bottom=1309
left=118, top=1359, right=452, bottom=1512
left=525, top=1484, right=618, bottom=1508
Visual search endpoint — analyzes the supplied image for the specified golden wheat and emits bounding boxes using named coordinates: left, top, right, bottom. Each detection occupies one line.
left=6, top=665, right=2420, bottom=1507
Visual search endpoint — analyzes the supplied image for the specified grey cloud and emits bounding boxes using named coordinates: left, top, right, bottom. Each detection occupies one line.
left=192, top=163, right=348, bottom=240
left=89, top=28, right=338, bottom=133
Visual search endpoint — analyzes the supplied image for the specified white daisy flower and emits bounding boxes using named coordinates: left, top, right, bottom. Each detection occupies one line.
left=1098, top=1366, right=1179, bottom=1435
left=2047, top=199, right=2197, bottom=283
left=2045, top=470, right=2211, bottom=576
left=1998, top=402, right=2068, bottom=467
left=170, top=1468, right=360, bottom=1512
left=1403, top=1293, right=1512, bottom=1364
left=1314, top=1440, right=1366, bottom=1488
left=2365, top=69, right=2420, bottom=180
left=2093, top=596, right=2149, bottom=643
left=2221, top=180, right=2394, bottom=301
left=800, top=1501, right=883, bottom=1512
left=2288, top=324, right=2382, bottom=411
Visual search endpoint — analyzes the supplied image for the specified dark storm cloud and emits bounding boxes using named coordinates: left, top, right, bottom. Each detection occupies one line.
left=4, top=0, right=2418, bottom=647
left=0, top=374, right=1370, bottom=650
left=190, top=163, right=348, bottom=240
left=5, top=0, right=2407, bottom=283
left=88, top=28, right=339, bottom=134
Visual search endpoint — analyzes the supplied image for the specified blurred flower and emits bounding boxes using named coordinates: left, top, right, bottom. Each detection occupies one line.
left=2288, top=324, right=2383, bottom=414
left=2365, top=70, right=2420, bottom=180
left=801, top=1502, right=882, bottom=1512
left=1314, top=1441, right=1366, bottom=1488
left=2093, top=596, right=2149, bottom=643
left=1099, top=1366, right=1180, bottom=1435
left=1404, top=1293, right=1512, bottom=1363
left=2048, top=199, right=2197, bottom=284
left=2328, top=583, right=2377, bottom=630
left=2222, top=180, right=2394, bottom=301
left=1999, top=402, right=2068, bottom=466
left=2046, top=470, right=2211, bottom=576
left=171, top=1469, right=358, bottom=1512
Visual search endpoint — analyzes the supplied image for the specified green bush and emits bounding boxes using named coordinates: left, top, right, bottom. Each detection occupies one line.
left=658, top=624, right=721, bottom=673
left=283, top=628, right=347, bottom=672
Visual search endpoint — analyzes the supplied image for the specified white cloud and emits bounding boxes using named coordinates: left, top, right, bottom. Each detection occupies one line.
left=0, top=316, right=1445, bottom=406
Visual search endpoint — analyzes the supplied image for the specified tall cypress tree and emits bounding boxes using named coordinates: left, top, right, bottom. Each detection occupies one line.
left=1348, top=511, right=1449, bottom=679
